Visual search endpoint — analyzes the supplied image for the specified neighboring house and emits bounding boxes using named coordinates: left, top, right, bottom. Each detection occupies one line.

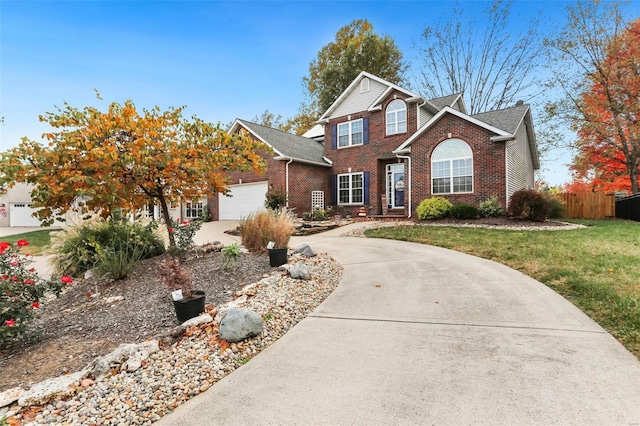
left=207, top=119, right=332, bottom=220
left=318, top=71, right=539, bottom=218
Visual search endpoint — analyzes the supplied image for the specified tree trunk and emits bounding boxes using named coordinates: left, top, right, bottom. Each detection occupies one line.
left=630, top=162, right=639, bottom=194
left=157, top=193, right=176, bottom=248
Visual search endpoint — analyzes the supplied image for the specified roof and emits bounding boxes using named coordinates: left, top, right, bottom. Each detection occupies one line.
left=471, top=104, right=530, bottom=135
left=302, top=124, right=324, bottom=139
left=428, top=93, right=464, bottom=111
left=232, top=119, right=330, bottom=167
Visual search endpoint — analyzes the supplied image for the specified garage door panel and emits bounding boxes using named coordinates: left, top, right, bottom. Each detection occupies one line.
left=219, top=182, right=268, bottom=220
left=10, top=203, right=43, bottom=227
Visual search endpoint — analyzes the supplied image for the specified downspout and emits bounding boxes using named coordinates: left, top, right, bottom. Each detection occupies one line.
left=395, top=153, right=412, bottom=218
left=285, top=158, right=293, bottom=208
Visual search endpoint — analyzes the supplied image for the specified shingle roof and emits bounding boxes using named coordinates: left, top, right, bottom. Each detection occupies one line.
left=428, top=94, right=462, bottom=110
left=471, top=104, right=529, bottom=134
left=237, top=120, right=329, bottom=166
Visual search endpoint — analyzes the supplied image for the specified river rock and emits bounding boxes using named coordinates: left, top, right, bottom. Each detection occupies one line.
left=289, top=262, right=311, bottom=280
left=219, top=308, right=263, bottom=343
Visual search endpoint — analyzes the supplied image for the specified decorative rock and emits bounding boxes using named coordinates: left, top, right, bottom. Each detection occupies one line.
left=87, top=341, right=159, bottom=376
left=294, top=243, right=316, bottom=258
left=18, top=371, right=84, bottom=407
left=219, top=308, right=263, bottom=343
left=182, top=313, right=213, bottom=327
left=289, top=262, right=311, bottom=280
left=0, top=387, right=23, bottom=408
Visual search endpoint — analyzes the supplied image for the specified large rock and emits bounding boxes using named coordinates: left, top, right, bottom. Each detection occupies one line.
left=18, top=371, right=84, bottom=407
left=289, top=262, right=311, bottom=280
left=294, top=243, right=316, bottom=258
left=219, top=308, right=263, bottom=343
left=86, top=340, right=159, bottom=376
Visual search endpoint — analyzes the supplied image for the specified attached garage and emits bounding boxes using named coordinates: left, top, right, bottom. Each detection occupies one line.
left=218, top=181, right=268, bottom=220
left=9, top=203, right=43, bottom=227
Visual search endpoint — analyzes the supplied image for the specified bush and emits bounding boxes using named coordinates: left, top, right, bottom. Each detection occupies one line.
left=49, top=214, right=165, bottom=277
left=508, top=189, right=551, bottom=222
left=265, top=187, right=287, bottom=210
left=416, top=197, right=453, bottom=220
left=168, top=218, right=202, bottom=256
left=240, top=208, right=295, bottom=252
left=302, top=209, right=327, bottom=221
left=221, top=243, right=241, bottom=270
left=478, top=196, right=504, bottom=218
left=1, top=240, right=72, bottom=348
left=449, top=203, right=479, bottom=220
left=542, top=193, right=566, bottom=219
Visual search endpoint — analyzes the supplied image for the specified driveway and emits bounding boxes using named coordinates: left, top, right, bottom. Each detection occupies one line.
left=156, top=225, right=640, bottom=425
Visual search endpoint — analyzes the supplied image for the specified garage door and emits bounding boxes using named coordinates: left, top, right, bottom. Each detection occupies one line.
left=219, top=181, right=268, bottom=220
left=9, top=203, right=43, bottom=227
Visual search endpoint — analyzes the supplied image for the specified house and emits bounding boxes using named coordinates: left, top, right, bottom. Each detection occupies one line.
left=212, top=72, right=538, bottom=220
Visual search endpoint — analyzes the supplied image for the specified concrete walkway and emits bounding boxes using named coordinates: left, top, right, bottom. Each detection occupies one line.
left=156, top=223, right=640, bottom=425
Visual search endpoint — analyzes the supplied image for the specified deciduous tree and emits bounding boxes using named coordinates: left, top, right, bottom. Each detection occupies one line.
left=0, top=99, right=269, bottom=247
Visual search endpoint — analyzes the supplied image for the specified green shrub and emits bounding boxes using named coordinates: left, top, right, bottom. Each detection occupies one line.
left=222, top=243, right=241, bottom=270
left=302, top=209, right=327, bottom=221
left=240, top=208, right=294, bottom=252
left=168, top=219, right=202, bottom=257
left=449, top=203, right=479, bottom=220
left=416, top=197, right=453, bottom=220
left=49, top=214, right=165, bottom=277
left=508, top=189, right=551, bottom=222
left=265, top=187, right=287, bottom=210
left=478, top=196, right=504, bottom=218
left=542, top=193, right=566, bottom=219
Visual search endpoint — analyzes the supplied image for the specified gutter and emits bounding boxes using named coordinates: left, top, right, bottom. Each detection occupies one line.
left=274, top=156, right=333, bottom=168
left=395, top=153, right=412, bottom=219
left=490, top=134, right=516, bottom=142
left=284, top=159, right=293, bottom=208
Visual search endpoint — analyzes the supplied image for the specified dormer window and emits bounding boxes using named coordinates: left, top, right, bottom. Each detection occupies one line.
left=360, top=77, right=370, bottom=93
left=386, top=99, right=407, bottom=135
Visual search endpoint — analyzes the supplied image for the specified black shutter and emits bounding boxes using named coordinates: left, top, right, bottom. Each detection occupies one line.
left=331, top=124, right=337, bottom=149
left=331, top=174, right=337, bottom=206
left=363, top=172, right=370, bottom=205
left=363, top=117, right=369, bottom=145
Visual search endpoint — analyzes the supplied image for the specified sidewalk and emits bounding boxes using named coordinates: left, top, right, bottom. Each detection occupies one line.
left=156, top=228, right=640, bottom=425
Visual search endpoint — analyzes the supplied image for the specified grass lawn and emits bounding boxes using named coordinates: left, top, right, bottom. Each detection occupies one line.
left=365, top=219, right=640, bottom=359
left=0, top=230, right=57, bottom=255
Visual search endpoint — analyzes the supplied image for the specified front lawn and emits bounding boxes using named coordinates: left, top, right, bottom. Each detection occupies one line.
left=1, top=229, right=57, bottom=255
left=365, top=219, right=640, bottom=359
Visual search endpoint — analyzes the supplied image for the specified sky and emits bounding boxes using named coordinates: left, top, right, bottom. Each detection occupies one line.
left=1, top=0, right=639, bottom=187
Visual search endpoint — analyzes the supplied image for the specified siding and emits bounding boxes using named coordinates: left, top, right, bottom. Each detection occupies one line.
left=418, top=107, right=433, bottom=129
left=330, top=79, right=388, bottom=119
left=506, top=121, right=534, bottom=202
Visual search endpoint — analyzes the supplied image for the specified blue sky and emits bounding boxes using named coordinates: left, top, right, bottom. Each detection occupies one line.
left=2, top=1, right=639, bottom=187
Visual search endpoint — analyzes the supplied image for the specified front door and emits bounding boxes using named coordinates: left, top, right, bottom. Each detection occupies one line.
left=386, top=164, right=405, bottom=209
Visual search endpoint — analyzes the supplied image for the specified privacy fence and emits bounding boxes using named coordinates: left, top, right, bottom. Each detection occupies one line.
left=560, top=192, right=616, bottom=219
left=615, top=193, right=640, bottom=222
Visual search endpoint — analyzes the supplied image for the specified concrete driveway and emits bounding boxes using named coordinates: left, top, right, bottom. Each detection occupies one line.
left=156, top=225, right=640, bottom=425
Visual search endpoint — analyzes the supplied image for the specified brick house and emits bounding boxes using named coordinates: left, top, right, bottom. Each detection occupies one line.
left=207, top=72, right=539, bottom=221
left=318, top=71, right=539, bottom=218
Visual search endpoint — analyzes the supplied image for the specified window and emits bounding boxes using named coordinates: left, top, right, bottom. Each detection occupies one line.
left=338, top=173, right=364, bottom=205
left=386, top=100, right=407, bottom=135
left=431, top=139, right=473, bottom=194
left=337, top=119, right=363, bottom=148
left=360, top=77, right=370, bottom=93
left=186, top=201, right=204, bottom=219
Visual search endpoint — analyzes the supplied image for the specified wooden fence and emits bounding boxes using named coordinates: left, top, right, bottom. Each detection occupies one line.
left=560, top=192, right=616, bottom=219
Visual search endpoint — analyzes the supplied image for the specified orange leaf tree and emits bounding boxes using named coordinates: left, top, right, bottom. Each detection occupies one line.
left=0, top=100, right=270, bottom=248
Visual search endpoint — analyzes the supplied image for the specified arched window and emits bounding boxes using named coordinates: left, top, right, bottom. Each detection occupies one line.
left=386, top=100, right=406, bottom=135
left=431, top=139, right=473, bottom=194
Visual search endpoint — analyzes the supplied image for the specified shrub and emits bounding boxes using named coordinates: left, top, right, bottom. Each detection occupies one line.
left=449, top=203, right=479, bottom=220
left=508, top=189, right=551, bottom=222
left=265, top=187, right=287, bottom=210
left=416, top=197, right=453, bottom=220
left=1, top=240, right=72, bottom=348
left=221, top=243, right=241, bottom=270
left=542, top=193, right=566, bottom=219
left=240, top=208, right=295, bottom=252
left=158, top=255, right=193, bottom=298
left=302, top=209, right=327, bottom=221
left=478, top=196, right=504, bottom=218
left=168, top=218, right=203, bottom=256
left=49, top=214, right=165, bottom=277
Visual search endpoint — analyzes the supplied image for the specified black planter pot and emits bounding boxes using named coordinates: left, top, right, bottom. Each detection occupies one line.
left=268, top=248, right=288, bottom=267
left=172, top=290, right=206, bottom=323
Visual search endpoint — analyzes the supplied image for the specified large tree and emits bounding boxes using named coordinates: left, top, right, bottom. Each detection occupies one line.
left=288, top=19, right=407, bottom=134
left=545, top=1, right=639, bottom=193
left=0, top=99, right=269, bottom=247
left=415, top=0, right=542, bottom=114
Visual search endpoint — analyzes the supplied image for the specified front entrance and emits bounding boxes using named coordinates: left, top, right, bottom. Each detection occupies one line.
left=386, top=164, right=405, bottom=209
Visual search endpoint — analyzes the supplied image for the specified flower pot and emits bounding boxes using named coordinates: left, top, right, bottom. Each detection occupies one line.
left=172, top=290, right=206, bottom=323
left=268, top=248, right=288, bottom=267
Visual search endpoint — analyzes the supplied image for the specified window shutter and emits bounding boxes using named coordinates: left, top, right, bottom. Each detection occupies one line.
left=331, top=175, right=337, bottom=206
left=363, top=172, right=370, bottom=205
left=363, top=117, right=369, bottom=145
left=331, top=124, right=337, bottom=149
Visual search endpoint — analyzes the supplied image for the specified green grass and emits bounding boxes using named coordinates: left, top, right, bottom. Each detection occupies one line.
left=365, top=219, right=640, bottom=359
left=0, top=230, right=57, bottom=255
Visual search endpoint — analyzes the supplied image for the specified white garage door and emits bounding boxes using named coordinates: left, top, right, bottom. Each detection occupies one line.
left=219, top=181, right=268, bottom=220
left=10, top=203, right=43, bottom=227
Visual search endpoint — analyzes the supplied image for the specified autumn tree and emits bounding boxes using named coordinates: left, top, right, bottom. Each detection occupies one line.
left=545, top=1, right=640, bottom=193
left=0, top=99, right=269, bottom=247
left=415, top=0, right=543, bottom=114
left=287, top=19, right=407, bottom=134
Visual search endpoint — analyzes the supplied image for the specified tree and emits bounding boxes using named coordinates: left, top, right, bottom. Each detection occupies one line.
left=303, top=19, right=407, bottom=120
left=251, top=110, right=285, bottom=129
left=0, top=99, right=270, bottom=247
left=415, top=0, right=542, bottom=115
left=545, top=1, right=640, bottom=193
